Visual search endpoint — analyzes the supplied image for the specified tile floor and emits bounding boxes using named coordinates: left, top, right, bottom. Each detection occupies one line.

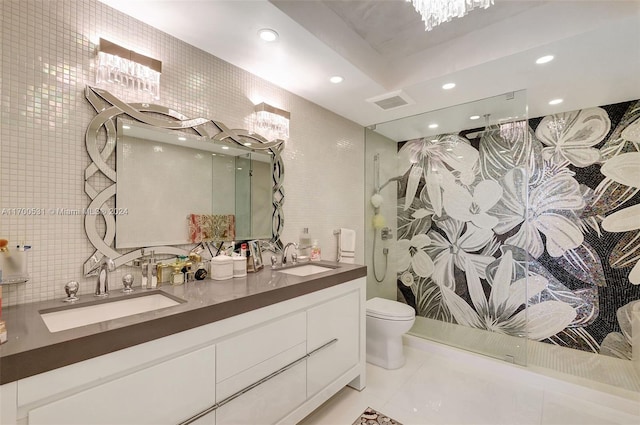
left=299, top=343, right=640, bottom=425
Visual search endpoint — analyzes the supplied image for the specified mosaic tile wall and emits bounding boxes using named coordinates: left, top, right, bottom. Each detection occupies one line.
left=396, top=100, right=640, bottom=359
left=0, top=0, right=365, bottom=306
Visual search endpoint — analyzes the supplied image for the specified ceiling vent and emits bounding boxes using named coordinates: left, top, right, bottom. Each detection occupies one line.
left=367, top=90, right=414, bottom=111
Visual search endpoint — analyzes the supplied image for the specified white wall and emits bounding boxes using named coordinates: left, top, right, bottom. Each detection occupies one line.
left=0, top=0, right=364, bottom=306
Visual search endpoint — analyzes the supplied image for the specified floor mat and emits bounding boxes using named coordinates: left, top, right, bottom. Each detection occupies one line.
left=352, top=407, right=403, bottom=425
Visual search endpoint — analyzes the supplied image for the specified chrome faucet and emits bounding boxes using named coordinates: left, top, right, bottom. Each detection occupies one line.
left=91, top=257, right=115, bottom=297
left=281, top=242, right=298, bottom=266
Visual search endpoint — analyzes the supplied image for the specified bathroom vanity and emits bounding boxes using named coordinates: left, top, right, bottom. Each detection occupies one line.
left=0, top=262, right=366, bottom=424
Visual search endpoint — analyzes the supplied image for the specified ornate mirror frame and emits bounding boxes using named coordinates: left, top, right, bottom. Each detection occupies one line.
left=83, top=86, right=285, bottom=275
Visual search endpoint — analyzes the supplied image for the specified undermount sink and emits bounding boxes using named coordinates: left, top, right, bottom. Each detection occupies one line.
left=276, top=264, right=336, bottom=277
left=40, top=291, right=185, bottom=333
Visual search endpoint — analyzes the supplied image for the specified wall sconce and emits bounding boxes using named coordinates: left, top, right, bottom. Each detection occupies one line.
left=95, top=38, right=162, bottom=99
left=253, top=102, right=290, bottom=141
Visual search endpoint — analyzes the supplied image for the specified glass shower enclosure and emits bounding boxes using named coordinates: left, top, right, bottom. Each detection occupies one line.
left=365, top=90, right=532, bottom=365
left=365, top=89, right=640, bottom=395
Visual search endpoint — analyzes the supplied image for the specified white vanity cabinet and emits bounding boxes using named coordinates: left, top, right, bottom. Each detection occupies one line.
left=27, top=344, right=217, bottom=425
left=2, top=276, right=365, bottom=425
left=306, top=290, right=360, bottom=397
left=216, top=361, right=307, bottom=425
left=214, top=311, right=308, bottom=425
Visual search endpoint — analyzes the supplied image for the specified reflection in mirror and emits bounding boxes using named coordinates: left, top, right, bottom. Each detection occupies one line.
left=83, top=86, right=285, bottom=275
left=235, top=153, right=272, bottom=240
left=116, top=119, right=273, bottom=248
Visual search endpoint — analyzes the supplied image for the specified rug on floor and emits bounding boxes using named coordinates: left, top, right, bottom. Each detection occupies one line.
left=352, top=407, right=403, bottom=425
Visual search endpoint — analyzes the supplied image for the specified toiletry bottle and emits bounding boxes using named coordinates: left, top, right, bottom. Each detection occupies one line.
left=157, top=262, right=170, bottom=284
left=310, top=239, right=321, bottom=261
left=148, top=251, right=158, bottom=288
left=171, top=265, right=185, bottom=285
left=299, top=228, right=312, bottom=257
left=141, top=258, right=148, bottom=289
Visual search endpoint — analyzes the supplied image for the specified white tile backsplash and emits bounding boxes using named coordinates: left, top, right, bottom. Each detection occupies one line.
left=0, top=0, right=365, bottom=306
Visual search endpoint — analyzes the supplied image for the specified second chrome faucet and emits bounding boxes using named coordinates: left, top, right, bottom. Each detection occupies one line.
left=281, top=242, right=298, bottom=266
left=93, top=257, right=116, bottom=297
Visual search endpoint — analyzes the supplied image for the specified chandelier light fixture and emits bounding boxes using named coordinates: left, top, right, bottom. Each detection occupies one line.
left=253, top=102, right=290, bottom=141
left=407, top=0, right=494, bottom=31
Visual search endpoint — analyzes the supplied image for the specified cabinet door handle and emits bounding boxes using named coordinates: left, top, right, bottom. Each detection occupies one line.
left=178, top=338, right=338, bottom=425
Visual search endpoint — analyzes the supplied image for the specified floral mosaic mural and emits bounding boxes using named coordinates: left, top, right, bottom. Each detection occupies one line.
left=396, top=100, right=640, bottom=358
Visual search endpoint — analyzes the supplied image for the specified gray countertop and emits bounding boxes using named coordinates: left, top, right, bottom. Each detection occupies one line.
left=0, top=261, right=366, bottom=384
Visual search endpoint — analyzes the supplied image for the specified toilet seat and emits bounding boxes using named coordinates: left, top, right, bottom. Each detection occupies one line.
left=366, top=297, right=415, bottom=321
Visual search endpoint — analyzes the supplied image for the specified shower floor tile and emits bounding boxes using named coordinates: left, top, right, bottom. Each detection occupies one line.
left=299, top=345, right=640, bottom=425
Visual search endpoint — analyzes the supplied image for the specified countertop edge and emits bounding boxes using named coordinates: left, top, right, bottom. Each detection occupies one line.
left=0, top=265, right=366, bottom=384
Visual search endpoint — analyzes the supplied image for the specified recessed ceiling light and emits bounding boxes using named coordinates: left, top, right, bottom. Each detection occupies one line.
left=428, top=123, right=438, bottom=129
left=178, top=136, right=186, bottom=141
left=329, top=76, right=344, bottom=84
left=122, top=125, right=130, bottom=129
left=442, top=83, right=456, bottom=90
left=258, top=28, right=278, bottom=42
left=222, top=146, right=230, bottom=150
left=549, top=98, right=563, bottom=105
left=536, top=55, right=554, bottom=64
left=243, top=142, right=252, bottom=146
left=469, top=115, right=480, bottom=120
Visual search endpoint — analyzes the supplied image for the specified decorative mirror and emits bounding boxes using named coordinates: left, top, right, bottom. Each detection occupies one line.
left=83, top=86, right=285, bottom=275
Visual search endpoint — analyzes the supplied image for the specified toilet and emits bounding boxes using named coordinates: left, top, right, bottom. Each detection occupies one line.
left=366, top=297, right=416, bottom=370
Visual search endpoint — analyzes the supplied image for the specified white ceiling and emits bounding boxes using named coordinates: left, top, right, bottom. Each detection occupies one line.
left=98, top=0, right=640, bottom=141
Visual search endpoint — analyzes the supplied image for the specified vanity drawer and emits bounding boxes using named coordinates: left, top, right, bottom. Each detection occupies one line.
left=307, top=290, right=360, bottom=396
left=27, top=344, right=216, bottom=425
left=216, top=361, right=306, bottom=425
left=216, top=342, right=306, bottom=402
left=216, top=311, right=306, bottom=382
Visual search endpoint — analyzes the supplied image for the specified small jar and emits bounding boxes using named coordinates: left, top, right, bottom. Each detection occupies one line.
left=211, top=254, right=233, bottom=281
left=233, top=255, right=247, bottom=278
left=171, top=266, right=185, bottom=286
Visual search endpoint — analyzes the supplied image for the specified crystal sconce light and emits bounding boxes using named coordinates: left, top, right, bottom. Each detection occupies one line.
left=95, top=38, right=162, bottom=100
left=253, top=102, right=290, bottom=141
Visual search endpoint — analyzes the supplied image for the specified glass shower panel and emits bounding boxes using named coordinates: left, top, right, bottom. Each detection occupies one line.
left=365, top=128, right=401, bottom=300
left=368, top=91, right=531, bottom=365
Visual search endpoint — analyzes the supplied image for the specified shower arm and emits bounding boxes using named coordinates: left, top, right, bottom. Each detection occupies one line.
left=377, top=176, right=402, bottom=193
